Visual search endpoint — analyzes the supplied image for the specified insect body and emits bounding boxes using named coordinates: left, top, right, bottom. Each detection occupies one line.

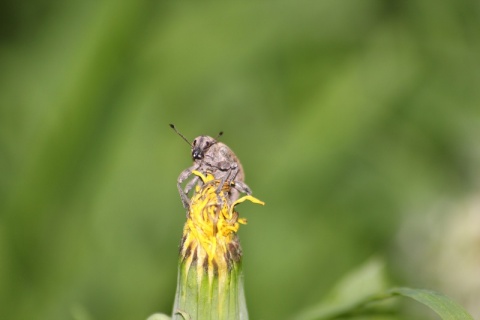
left=170, top=124, right=252, bottom=209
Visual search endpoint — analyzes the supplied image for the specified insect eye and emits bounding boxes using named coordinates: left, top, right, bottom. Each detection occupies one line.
left=204, top=142, right=210, bottom=148
left=192, top=140, right=197, bottom=146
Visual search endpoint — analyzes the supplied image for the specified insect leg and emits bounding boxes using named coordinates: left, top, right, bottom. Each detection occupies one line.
left=216, top=171, right=230, bottom=194
left=216, top=167, right=242, bottom=202
left=232, top=180, right=252, bottom=195
left=177, top=166, right=194, bottom=209
left=227, top=164, right=252, bottom=195
left=184, top=175, right=200, bottom=196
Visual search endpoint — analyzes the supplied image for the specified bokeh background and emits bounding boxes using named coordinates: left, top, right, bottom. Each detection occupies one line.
left=1, top=0, right=479, bottom=319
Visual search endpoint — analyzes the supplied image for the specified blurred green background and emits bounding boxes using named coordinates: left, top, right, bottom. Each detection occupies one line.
left=1, top=0, right=479, bottom=319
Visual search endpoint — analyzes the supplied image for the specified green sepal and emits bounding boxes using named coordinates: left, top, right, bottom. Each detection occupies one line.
left=172, top=258, right=248, bottom=320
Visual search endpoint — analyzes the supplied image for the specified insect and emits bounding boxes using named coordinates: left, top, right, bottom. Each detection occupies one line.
left=170, top=124, right=252, bottom=209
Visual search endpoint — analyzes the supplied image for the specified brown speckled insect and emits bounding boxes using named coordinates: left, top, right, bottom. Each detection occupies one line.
left=170, top=124, right=252, bottom=209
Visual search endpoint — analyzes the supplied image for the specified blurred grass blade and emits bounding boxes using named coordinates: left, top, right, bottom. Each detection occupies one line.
left=294, top=258, right=473, bottom=320
left=295, top=286, right=474, bottom=320
left=386, top=287, right=474, bottom=320
left=293, top=257, right=390, bottom=320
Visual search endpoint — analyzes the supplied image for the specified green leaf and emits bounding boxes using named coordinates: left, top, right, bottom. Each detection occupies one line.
left=386, top=287, right=474, bottom=320
left=293, top=257, right=391, bottom=320
left=295, top=287, right=474, bottom=320
left=146, top=314, right=171, bottom=320
left=293, top=258, right=474, bottom=320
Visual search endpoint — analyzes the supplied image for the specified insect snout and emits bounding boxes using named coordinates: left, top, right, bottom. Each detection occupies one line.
left=192, top=148, right=204, bottom=160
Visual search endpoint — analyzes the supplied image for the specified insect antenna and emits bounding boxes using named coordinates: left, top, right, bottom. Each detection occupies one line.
left=169, top=124, right=192, bottom=146
left=215, top=131, right=223, bottom=140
